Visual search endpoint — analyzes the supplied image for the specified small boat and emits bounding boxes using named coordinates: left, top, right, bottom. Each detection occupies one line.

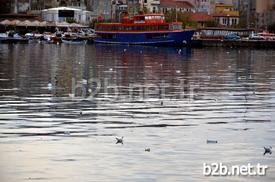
left=0, top=31, right=29, bottom=44
left=95, top=13, right=194, bottom=46
left=61, top=37, right=87, bottom=45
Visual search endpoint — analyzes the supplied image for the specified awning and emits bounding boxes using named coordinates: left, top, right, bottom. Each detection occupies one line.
left=0, top=19, right=88, bottom=28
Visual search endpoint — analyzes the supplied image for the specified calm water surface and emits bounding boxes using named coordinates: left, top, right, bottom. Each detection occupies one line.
left=0, top=43, right=275, bottom=182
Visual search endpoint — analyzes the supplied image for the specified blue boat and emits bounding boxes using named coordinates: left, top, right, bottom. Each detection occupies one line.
left=95, top=14, right=194, bottom=46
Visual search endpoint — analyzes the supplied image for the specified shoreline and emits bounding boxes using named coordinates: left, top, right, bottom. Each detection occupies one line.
left=191, top=39, right=275, bottom=48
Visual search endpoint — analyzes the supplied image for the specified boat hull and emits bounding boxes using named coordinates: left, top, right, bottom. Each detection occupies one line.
left=61, top=38, right=87, bottom=45
left=95, top=30, right=194, bottom=46
left=0, top=38, right=29, bottom=44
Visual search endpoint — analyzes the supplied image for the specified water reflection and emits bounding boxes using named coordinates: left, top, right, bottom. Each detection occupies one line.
left=0, top=44, right=275, bottom=182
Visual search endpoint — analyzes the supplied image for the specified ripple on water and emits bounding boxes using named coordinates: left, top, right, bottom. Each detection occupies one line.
left=0, top=45, right=275, bottom=182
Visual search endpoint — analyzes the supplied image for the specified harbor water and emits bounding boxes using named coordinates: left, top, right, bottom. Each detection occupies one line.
left=0, top=43, right=275, bottom=182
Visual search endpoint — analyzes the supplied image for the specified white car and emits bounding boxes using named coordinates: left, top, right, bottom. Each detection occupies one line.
left=249, top=32, right=265, bottom=40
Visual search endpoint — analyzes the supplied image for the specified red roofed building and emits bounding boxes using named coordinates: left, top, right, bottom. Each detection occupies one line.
left=213, top=3, right=240, bottom=27
left=160, top=0, right=195, bottom=13
left=189, top=12, right=213, bottom=27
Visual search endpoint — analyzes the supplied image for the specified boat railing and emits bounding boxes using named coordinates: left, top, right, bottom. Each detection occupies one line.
left=169, top=23, right=183, bottom=31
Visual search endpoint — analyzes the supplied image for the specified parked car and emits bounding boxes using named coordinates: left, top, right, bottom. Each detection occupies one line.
left=258, top=32, right=275, bottom=40
left=249, top=32, right=265, bottom=40
left=224, top=32, right=241, bottom=40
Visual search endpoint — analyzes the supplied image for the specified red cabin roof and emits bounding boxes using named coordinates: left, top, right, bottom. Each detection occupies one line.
left=121, top=14, right=166, bottom=24
left=95, top=13, right=183, bottom=33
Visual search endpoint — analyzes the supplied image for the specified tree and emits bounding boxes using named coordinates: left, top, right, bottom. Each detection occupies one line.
left=268, top=23, right=275, bottom=33
left=66, top=18, right=77, bottom=24
left=0, top=0, right=11, bottom=14
left=164, top=11, right=195, bottom=28
left=205, top=20, right=218, bottom=27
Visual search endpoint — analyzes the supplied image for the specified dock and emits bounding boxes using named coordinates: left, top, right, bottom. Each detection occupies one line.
left=191, top=39, right=275, bottom=48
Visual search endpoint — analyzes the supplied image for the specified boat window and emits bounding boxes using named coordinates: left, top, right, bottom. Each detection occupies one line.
left=169, top=24, right=182, bottom=30
left=97, top=23, right=170, bottom=32
left=146, top=33, right=168, bottom=39
left=98, top=33, right=114, bottom=39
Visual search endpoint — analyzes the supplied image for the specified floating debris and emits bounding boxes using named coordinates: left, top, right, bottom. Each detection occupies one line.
left=109, top=68, right=113, bottom=71
left=207, top=140, right=218, bottom=144
left=116, top=137, right=124, bottom=144
left=145, top=148, right=151, bottom=152
left=176, top=70, right=181, bottom=74
left=80, top=111, right=83, bottom=116
left=82, top=79, right=88, bottom=84
left=264, top=146, right=272, bottom=156
left=47, top=82, right=53, bottom=90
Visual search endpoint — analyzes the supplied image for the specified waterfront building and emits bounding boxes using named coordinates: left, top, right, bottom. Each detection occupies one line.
left=141, top=0, right=160, bottom=13
left=189, top=12, right=214, bottom=27
left=235, top=0, right=275, bottom=29
left=5, top=0, right=87, bottom=14
left=87, top=0, right=112, bottom=19
left=159, top=0, right=195, bottom=14
left=195, top=0, right=215, bottom=14
left=127, top=0, right=140, bottom=17
left=0, top=0, right=12, bottom=14
left=254, top=0, right=275, bottom=29
left=213, top=3, right=240, bottom=26
left=111, top=0, right=128, bottom=21
left=42, top=7, right=93, bottom=24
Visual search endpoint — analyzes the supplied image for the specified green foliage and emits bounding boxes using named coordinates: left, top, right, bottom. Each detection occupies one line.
left=66, top=18, right=77, bottom=24
left=205, top=20, right=218, bottom=27
left=268, top=23, right=275, bottom=33
left=89, top=18, right=113, bottom=28
left=89, top=19, right=98, bottom=29
left=142, top=7, right=148, bottom=14
left=164, top=11, right=196, bottom=28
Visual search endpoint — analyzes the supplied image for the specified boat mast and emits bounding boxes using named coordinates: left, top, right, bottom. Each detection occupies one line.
left=176, top=5, right=178, bottom=22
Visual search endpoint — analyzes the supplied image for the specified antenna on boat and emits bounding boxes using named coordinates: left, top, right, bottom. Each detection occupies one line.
left=176, top=5, right=178, bottom=22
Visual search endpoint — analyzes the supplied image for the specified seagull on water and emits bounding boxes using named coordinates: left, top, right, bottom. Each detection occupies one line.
left=116, top=137, right=124, bottom=144
left=145, top=148, right=151, bottom=152
left=264, top=146, right=272, bottom=155
left=207, top=140, right=218, bottom=144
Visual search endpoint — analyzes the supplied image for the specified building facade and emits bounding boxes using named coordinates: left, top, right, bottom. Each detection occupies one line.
left=42, top=7, right=93, bottom=24
left=111, top=0, right=128, bottom=21
left=127, top=0, right=140, bottom=17
left=254, top=0, right=275, bottom=29
left=195, top=0, right=215, bottom=14
left=213, top=3, right=240, bottom=26
left=87, top=0, right=112, bottom=19
left=141, top=0, right=160, bottom=13
left=3, top=0, right=87, bottom=14
left=159, top=0, right=195, bottom=14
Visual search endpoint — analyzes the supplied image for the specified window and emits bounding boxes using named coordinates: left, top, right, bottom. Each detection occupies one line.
left=146, top=33, right=168, bottom=39
left=98, top=33, right=114, bottom=39
left=222, top=18, right=227, bottom=25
